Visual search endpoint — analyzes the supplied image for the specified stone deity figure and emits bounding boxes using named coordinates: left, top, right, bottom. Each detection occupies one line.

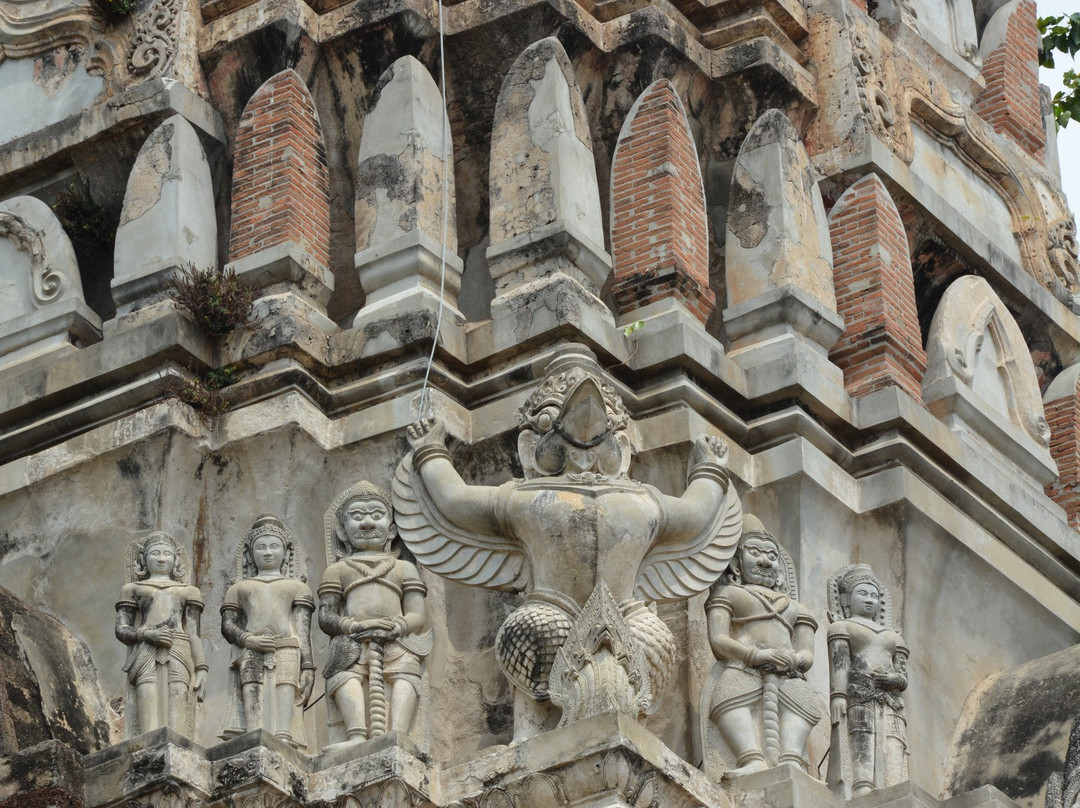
left=699, top=516, right=823, bottom=778
left=115, top=532, right=207, bottom=738
left=394, top=349, right=744, bottom=740
left=825, top=564, right=909, bottom=798
left=220, top=514, right=315, bottom=748
left=318, top=481, right=433, bottom=748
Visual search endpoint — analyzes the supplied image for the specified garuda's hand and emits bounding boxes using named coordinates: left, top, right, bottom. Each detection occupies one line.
left=407, top=417, right=448, bottom=451
left=689, top=435, right=729, bottom=469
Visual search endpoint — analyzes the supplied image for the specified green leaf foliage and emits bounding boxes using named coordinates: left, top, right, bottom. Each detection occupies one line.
left=1039, top=13, right=1080, bottom=128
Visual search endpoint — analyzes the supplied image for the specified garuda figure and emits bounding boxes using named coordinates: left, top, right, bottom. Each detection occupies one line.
left=826, top=564, right=908, bottom=798
left=394, top=349, right=743, bottom=740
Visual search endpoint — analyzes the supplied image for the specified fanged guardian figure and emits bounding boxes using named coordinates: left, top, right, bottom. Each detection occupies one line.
left=699, top=517, right=823, bottom=778
left=319, top=481, right=432, bottom=748
left=394, top=349, right=743, bottom=740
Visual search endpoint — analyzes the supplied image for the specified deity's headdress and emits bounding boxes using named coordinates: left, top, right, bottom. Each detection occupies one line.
left=324, top=480, right=396, bottom=565
left=124, top=531, right=188, bottom=583
left=827, top=563, right=893, bottom=626
left=723, top=514, right=798, bottom=598
left=235, top=513, right=301, bottom=581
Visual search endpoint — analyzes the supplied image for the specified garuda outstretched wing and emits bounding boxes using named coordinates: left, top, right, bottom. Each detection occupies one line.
left=634, top=483, right=742, bottom=602
left=392, top=453, right=531, bottom=592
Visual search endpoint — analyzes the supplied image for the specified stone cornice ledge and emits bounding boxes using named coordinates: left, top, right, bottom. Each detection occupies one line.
left=0, top=78, right=225, bottom=185
left=76, top=715, right=1023, bottom=808
left=198, top=0, right=816, bottom=106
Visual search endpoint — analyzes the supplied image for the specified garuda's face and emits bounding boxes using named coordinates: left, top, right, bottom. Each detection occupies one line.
left=530, top=378, right=626, bottom=477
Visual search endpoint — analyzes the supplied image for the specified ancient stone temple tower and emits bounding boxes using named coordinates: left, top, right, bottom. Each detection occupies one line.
left=2, top=0, right=1080, bottom=807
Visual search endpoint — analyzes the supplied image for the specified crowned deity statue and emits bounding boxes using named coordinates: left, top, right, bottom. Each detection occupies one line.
left=394, top=348, right=744, bottom=740
left=115, top=532, right=207, bottom=738
left=318, top=480, right=433, bottom=748
left=826, top=564, right=909, bottom=798
left=699, top=516, right=823, bottom=779
left=219, top=514, right=316, bottom=748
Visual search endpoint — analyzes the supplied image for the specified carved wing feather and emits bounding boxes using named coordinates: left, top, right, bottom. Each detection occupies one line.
left=635, top=484, right=742, bottom=602
left=392, top=453, right=530, bottom=592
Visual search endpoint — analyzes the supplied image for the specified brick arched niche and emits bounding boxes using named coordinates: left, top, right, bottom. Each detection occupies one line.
left=828, top=173, right=926, bottom=401
left=1044, top=364, right=1080, bottom=529
left=227, top=69, right=334, bottom=310
left=609, top=79, right=713, bottom=324
left=974, top=0, right=1046, bottom=162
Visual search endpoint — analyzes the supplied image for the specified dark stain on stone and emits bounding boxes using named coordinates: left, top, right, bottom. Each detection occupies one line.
left=483, top=697, right=513, bottom=737
left=0, top=533, right=16, bottom=562
left=215, top=755, right=259, bottom=790
left=361, top=309, right=436, bottom=346
left=912, top=239, right=973, bottom=346
left=290, top=771, right=307, bottom=802
left=117, top=457, right=141, bottom=480
left=191, top=494, right=210, bottom=587
left=125, top=749, right=166, bottom=786
left=993, top=750, right=1059, bottom=799
left=0, top=587, right=111, bottom=755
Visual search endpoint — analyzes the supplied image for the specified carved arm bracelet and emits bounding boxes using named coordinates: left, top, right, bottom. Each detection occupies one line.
left=688, top=462, right=729, bottom=488
left=413, top=443, right=452, bottom=469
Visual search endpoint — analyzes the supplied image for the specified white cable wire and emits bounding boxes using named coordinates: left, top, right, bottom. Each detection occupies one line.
left=418, top=0, right=450, bottom=421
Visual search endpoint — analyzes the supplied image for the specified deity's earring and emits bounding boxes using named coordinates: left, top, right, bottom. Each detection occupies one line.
left=730, top=563, right=742, bottom=585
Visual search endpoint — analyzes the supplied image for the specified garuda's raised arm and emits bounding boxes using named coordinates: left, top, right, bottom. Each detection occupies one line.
left=392, top=417, right=531, bottom=593
left=635, top=435, right=743, bottom=602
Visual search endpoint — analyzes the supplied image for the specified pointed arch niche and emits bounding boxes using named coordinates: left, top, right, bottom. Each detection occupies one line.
left=922, top=275, right=1055, bottom=484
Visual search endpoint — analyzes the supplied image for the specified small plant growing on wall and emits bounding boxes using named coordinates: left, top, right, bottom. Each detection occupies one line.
left=88, top=0, right=140, bottom=22
left=162, top=364, right=239, bottom=417
left=168, top=265, right=255, bottom=336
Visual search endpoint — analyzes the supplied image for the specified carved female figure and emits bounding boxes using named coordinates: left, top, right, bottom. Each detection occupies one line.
left=826, top=564, right=908, bottom=798
left=700, top=516, right=823, bottom=778
left=220, top=514, right=315, bottom=748
left=318, top=481, right=432, bottom=748
left=115, top=532, right=206, bottom=738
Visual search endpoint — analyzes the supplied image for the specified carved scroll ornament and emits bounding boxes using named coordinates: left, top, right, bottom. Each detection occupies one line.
left=0, top=209, right=63, bottom=307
